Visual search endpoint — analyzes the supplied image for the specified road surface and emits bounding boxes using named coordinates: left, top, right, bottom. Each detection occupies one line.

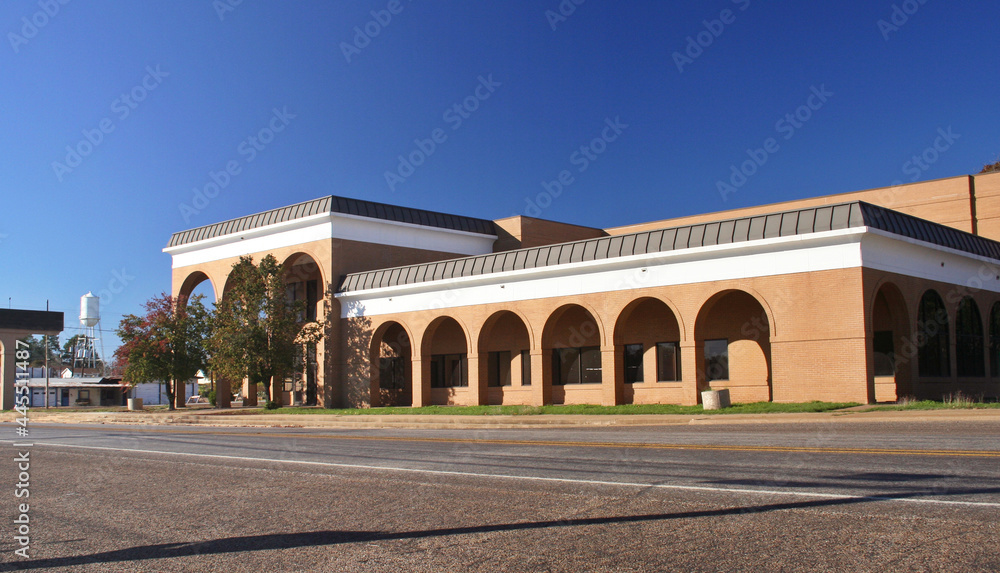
left=1, top=420, right=998, bottom=572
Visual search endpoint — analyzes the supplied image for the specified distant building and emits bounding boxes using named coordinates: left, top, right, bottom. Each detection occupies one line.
left=26, top=376, right=125, bottom=408
left=165, top=172, right=1000, bottom=408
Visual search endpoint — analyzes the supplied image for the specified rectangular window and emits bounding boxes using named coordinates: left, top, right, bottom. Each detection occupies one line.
left=380, top=356, right=406, bottom=390
left=521, top=351, right=531, bottom=386
left=431, top=354, right=468, bottom=388
left=656, top=342, right=680, bottom=381
left=704, top=339, right=729, bottom=381
left=487, top=351, right=512, bottom=387
left=623, top=344, right=644, bottom=384
left=873, top=330, right=895, bottom=377
left=553, top=346, right=602, bottom=385
left=306, top=279, right=319, bottom=321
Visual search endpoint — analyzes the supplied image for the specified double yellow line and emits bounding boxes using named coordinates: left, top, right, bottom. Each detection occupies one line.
left=49, top=425, right=1000, bottom=458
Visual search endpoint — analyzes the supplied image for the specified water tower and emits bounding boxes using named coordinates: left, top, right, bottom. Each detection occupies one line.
left=74, top=292, right=104, bottom=375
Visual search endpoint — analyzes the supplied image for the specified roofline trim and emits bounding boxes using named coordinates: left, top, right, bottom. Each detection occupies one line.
left=335, top=226, right=867, bottom=300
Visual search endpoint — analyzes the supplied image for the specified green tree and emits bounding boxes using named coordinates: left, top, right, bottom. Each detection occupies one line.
left=210, top=255, right=301, bottom=407
left=18, top=335, right=62, bottom=368
left=115, top=293, right=211, bottom=410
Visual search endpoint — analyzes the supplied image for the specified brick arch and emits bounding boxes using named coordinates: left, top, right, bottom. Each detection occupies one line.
left=419, top=315, right=472, bottom=405
left=370, top=320, right=414, bottom=407
left=694, top=289, right=772, bottom=403
left=177, top=270, right=220, bottom=303
left=478, top=308, right=536, bottom=351
left=478, top=310, right=533, bottom=405
left=281, top=251, right=327, bottom=290
left=613, top=296, right=684, bottom=345
left=870, top=281, right=912, bottom=402
left=541, top=302, right=607, bottom=350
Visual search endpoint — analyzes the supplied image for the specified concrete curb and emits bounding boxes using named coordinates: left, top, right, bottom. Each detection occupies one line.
left=2, top=407, right=999, bottom=430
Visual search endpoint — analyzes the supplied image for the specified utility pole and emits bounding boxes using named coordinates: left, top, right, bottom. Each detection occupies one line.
left=45, top=300, right=50, bottom=409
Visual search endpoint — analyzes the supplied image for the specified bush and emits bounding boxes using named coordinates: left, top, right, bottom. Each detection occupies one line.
left=264, top=400, right=280, bottom=410
left=207, top=389, right=217, bottom=407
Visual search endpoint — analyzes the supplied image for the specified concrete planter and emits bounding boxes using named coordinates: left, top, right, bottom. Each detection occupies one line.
left=701, top=389, right=731, bottom=410
left=127, top=398, right=143, bottom=411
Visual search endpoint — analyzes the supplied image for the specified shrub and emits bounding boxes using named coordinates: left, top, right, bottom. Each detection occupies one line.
left=264, top=400, right=280, bottom=410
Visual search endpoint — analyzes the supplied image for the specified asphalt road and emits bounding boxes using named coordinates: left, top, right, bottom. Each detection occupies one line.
left=1, top=421, right=999, bottom=572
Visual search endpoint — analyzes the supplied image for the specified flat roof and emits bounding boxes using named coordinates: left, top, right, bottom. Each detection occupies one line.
left=0, top=309, right=64, bottom=333
left=168, top=195, right=497, bottom=248
left=338, top=201, right=1000, bottom=293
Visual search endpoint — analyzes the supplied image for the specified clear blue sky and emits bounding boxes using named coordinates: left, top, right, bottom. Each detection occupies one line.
left=1, top=0, right=998, bottom=354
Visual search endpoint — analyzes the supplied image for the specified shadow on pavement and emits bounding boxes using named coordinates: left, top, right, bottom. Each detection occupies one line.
left=1, top=491, right=975, bottom=571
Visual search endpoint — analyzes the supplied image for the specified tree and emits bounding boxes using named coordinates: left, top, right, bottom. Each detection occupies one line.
left=210, top=255, right=302, bottom=407
left=19, top=335, right=62, bottom=368
left=981, top=160, right=1000, bottom=174
left=115, top=293, right=211, bottom=410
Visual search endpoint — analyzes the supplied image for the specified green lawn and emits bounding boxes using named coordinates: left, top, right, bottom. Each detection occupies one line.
left=253, top=401, right=860, bottom=416
left=867, top=400, right=1000, bottom=411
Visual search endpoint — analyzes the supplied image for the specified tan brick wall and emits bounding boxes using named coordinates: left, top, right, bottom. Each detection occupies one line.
left=606, top=175, right=976, bottom=236
left=973, top=171, right=1000, bottom=240
left=493, top=216, right=606, bottom=251
left=353, top=267, right=883, bottom=408
left=863, top=267, right=1000, bottom=401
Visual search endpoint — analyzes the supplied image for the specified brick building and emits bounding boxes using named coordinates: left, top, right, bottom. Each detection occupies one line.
left=165, top=172, right=1000, bottom=409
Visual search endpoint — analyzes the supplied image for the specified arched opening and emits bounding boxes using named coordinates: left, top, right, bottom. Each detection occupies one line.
left=478, top=311, right=532, bottom=406
left=370, top=321, right=412, bottom=407
left=694, top=290, right=772, bottom=403
left=282, top=253, right=325, bottom=407
left=956, top=297, right=984, bottom=378
left=917, top=290, right=950, bottom=378
left=178, top=271, right=218, bottom=304
left=614, top=298, right=682, bottom=405
left=420, top=317, right=469, bottom=406
left=871, top=282, right=911, bottom=402
left=542, top=304, right=603, bottom=405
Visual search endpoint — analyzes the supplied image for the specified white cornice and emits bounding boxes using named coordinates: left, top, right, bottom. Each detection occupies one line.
left=165, top=212, right=497, bottom=268
left=336, top=227, right=869, bottom=317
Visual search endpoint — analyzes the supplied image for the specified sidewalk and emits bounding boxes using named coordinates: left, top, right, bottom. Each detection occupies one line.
left=2, top=406, right=999, bottom=430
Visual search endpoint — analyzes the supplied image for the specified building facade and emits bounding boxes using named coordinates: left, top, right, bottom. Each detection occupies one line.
left=165, top=173, right=1000, bottom=408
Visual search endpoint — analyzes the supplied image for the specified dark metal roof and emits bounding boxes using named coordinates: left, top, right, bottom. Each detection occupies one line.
left=337, top=201, right=1000, bottom=293
left=0, top=309, right=64, bottom=333
left=167, top=195, right=497, bottom=248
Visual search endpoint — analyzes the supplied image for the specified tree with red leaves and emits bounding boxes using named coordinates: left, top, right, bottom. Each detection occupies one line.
left=115, top=293, right=210, bottom=410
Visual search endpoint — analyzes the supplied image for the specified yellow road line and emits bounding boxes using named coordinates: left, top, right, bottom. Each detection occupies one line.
left=24, top=424, right=1000, bottom=458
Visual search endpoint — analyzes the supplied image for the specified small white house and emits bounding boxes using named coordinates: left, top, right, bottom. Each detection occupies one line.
left=129, top=381, right=199, bottom=406
left=27, top=377, right=125, bottom=407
